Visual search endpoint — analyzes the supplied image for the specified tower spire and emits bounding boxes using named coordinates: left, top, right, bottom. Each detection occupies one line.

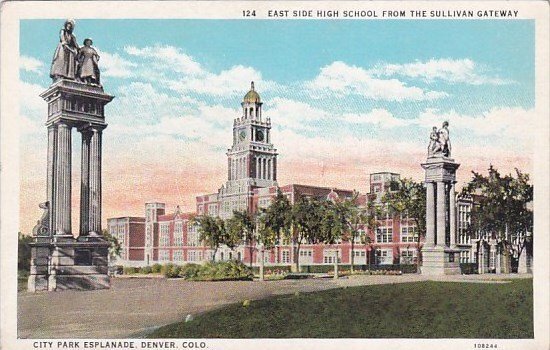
left=251, top=81, right=255, bottom=91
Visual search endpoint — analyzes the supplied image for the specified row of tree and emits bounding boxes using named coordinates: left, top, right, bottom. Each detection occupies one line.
left=193, top=166, right=533, bottom=275
left=193, top=185, right=418, bottom=273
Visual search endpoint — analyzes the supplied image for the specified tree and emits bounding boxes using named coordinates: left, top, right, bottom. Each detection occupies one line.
left=461, top=166, right=533, bottom=273
left=262, top=188, right=292, bottom=264
left=192, top=215, right=226, bottom=261
left=256, top=208, right=279, bottom=280
left=287, top=197, right=324, bottom=272
left=102, top=229, right=122, bottom=264
left=18, top=232, right=33, bottom=273
left=226, top=210, right=255, bottom=266
left=381, top=178, right=426, bottom=272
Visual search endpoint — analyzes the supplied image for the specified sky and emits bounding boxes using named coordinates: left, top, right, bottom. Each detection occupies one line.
left=18, top=19, right=535, bottom=234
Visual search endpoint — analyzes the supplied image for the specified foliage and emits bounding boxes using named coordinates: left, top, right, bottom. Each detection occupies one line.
left=260, top=189, right=292, bottom=248
left=149, top=279, right=533, bottom=339
left=18, top=232, right=33, bottom=272
left=140, top=266, right=152, bottom=274
left=192, top=215, right=227, bottom=261
left=461, top=166, right=533, bottom=262
left=102, top=229, right=122, bottom=262
left=178, top=260, right=253, bottom=281
left=151, top=263, right=163, bottom=273
left=123, top=266, right=139, bottom=274
left=161, top=263, right=182, bottom=278
left=381, top=178, right=426, bottom=271
left=226, top=210, right=255, bottom=267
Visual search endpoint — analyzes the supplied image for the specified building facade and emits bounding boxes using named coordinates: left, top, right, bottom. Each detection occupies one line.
left=108, top=82, right=529, bottom=273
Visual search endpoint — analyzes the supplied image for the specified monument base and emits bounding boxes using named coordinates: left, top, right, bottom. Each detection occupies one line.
left=421, top=246, right=461, bottom=275
left=28, top=237, right=111, bottom=292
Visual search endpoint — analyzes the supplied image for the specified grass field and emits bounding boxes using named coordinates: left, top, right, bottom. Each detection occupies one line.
left=149, top=278, right=533, bottom=338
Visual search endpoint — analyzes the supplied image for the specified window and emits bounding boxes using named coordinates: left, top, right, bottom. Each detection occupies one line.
left=376, top=227, right=393, bottom=243
left=376, top=249, right=393, bottom=265
left=159, top=223, right=170, bottom=247
left=299, top=249, right=313, bottom=264
left=187, top=224, right=199, bottom=247
left=174, top=250, right=184, bottom=262
left=282, top=250, right=290, bottom=264
left=174, top=221, right=183, bottom=246
left=401, top=225, right=418, bottom=243
left=159, top=250, right=169, bottom=262
left=460, top=251, right=470, bottom=263
left=400, top=249, right=417, bottom=264
left=188, top=250, right=203, bottom=262
left=323, top=250, right=342, bottom=264
left=351, top=250, right=367, bottom=264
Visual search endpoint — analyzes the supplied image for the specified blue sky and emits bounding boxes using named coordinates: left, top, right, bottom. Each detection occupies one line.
left=18, top=19, right=536, bottom=231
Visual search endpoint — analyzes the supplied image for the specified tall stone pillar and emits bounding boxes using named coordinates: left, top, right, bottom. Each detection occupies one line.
left=449, top=182, right=457, bottom=248
left=425, top=182, right=435, bottom=247
left=47, top=125, right=58, bottom=234
left=80, top=130, right=91, bottom=235
left=436, top=182, right=446, bottom=247
left=54, top=122, right=72, bottom=236
left=421, top=140, right=460, bottom=275
left=88, top=127, right=103, bottom=235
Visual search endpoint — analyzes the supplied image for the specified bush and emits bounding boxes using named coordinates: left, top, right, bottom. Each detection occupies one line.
left=151, top=263, right=163, bottom=273
left=162, top=263, right=182, bottom=278
left=178, top=263, right=201, bottom=279
left=140, top=266, right=152, bottom=274
left=123, top=267, right=138, bottom=274
left=182, top=260, right=254, bottom=281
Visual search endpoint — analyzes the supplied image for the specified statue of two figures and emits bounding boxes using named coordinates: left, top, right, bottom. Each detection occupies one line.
left=428, top=121, right=452, bottom=158
left=50, top=19, right=101, bottom=86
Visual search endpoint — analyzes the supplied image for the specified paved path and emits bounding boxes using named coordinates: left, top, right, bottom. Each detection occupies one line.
left=17, top=273, right=530, bottom=339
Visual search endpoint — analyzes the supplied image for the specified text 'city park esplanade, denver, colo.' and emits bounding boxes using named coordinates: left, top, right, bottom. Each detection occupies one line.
left=28, top=19, right=114, bottom=291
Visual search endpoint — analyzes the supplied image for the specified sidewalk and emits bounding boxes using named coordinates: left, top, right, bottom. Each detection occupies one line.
left=17, top=273, right=530, bottom=339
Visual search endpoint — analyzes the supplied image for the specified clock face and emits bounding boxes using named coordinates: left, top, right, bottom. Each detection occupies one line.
left=239, top=130, right=246, bottom=141
left=256, top=130, right=264, bottom=142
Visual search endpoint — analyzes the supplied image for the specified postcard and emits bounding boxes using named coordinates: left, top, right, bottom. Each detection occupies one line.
left=1, top=1, right=549, bottom=350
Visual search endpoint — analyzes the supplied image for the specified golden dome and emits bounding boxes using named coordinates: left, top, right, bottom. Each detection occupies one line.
left=243, top=81, right=261, bottom=103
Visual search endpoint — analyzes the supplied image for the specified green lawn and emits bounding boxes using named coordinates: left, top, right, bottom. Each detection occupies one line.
left=149, top=279, right=533, bottom=338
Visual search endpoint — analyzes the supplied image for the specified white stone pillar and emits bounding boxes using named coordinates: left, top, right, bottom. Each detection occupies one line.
left=449, top=182, right=457, bottom=248
left=425, top=182, right=435, bottom=246
left=436, top=181, right=446, bottom=247
left=80, top=130, right=92, bottom=236
left=47, top=125, right=57, bottom=234
left=55, top=122, right=72, bottom=235
left=88, top=127, right=103, bottom=234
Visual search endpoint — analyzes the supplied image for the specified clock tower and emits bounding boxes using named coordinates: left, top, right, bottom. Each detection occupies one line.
left=218, top=82, right=278, bottom=218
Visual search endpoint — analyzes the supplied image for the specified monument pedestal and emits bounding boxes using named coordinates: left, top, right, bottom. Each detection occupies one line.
left=421, top=246, right=460, bottom=275
left=28, top=237, right=110, bottom=291
left=421, top=153, right=461, bottom=276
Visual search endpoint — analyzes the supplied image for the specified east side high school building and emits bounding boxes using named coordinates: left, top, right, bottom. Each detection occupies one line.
left=108, top=83, right=521, bottom=272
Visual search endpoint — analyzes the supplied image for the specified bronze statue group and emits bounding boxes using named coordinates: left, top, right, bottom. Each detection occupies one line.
left=50, top=19, right=101, bottom=86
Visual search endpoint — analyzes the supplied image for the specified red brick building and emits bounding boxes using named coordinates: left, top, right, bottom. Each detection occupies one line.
left=108, top=83, right=420, bottom=268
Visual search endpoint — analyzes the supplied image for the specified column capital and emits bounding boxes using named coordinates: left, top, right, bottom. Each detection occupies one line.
left=78, top=123, right=107, bottom=133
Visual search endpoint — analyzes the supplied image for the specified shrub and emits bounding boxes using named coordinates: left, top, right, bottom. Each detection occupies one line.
left=162, top=263, right=182, bottom=278
left=189, top=260, right=253, bottom=281
left=140, top=266, right=152, bottom=274
left=123, top=267, right=138, bottom=274
left=151, top=263, right=162, bottom=273
left=178, top=263, right=201, bottom=279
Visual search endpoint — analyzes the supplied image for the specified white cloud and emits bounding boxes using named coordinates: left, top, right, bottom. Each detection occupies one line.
left=341, top=109, right=409, bottom=128
left=370, top=58, right=512, bottom=85
left=417, top=107, right=535, bottom=146
left=125, top=45, right=203, bottom=76
left=266, top=98, right=327, bottom=130
left=20, top=55, right=44, bottom=75
left=306, top=61, right=447, bottom=101
left=99, top=51, right=137, bottom=78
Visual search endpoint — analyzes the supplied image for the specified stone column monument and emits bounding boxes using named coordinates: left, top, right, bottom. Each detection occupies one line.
left=27, top=20, right=114, bottom=291
left=421, top=122, right=461, bottom=275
